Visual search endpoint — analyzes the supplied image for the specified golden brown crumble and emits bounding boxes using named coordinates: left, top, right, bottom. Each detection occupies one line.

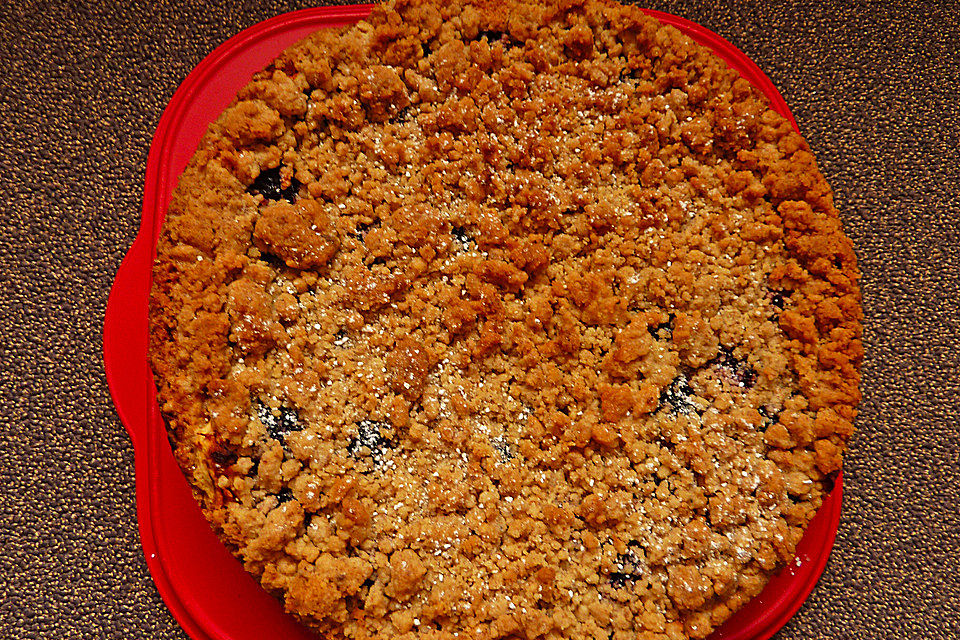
left=149, top=0, right=862, bottom=638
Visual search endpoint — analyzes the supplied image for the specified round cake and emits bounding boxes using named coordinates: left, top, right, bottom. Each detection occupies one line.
left=148, top=0, right=863, bottom=638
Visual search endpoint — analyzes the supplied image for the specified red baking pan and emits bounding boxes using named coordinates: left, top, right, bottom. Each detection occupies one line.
left=103, top=5, right=841, bottom=639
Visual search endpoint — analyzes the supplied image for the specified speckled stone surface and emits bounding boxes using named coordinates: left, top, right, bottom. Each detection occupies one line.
left=2, top=0, right=958, bottom=638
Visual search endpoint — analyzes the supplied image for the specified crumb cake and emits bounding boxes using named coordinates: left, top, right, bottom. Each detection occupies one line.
left=148, top=0, right=863, bottom=638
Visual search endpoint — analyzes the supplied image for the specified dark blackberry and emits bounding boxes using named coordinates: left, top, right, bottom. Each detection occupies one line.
left=353, top=219, right=380, bottom=243
left=822, top=470, right=838, bottom=494
left=770, top=290, right=789, bottom=309
left=648, top=313, right=675, bottom=340
left=248, top=166, right=300, bottom=203
left=388, top=105, right=413, bottom=124
left=660, top=374, right=699, bottom=415
left=476, top=30, right=507, bottom=43
left=347, top=420, right=393, bottom=467
left=713, top=349, right=758, bottom=389
left=257, top=402, right=303, bottom=443
left=451, top=226, right=474, bottom=246
left=420, top=39, right=433, bottom=59
left=609, top=543, right=645, bottom=589
left=473, top=30, right=524, bottom=52
left=768, top=289, right=792, bottom=320
left=209, top=448, right=235, bottom=471
left=492, top=437, right=515, bottom=463
left=758, top=405, right=782, bottom=424
left=254, top=248, right=286, bottom=270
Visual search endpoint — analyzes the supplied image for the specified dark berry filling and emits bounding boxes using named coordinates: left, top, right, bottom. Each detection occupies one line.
left=347, top=420, right=393, bottom=466
left=420, top=39, right=433, bottom=59
left=758, top=404, right=782, bottom=424
left=768, top=289, right=793, bottom=320
left=609, top=543, right=645, bottom=588
left=822, top=470, right=838, bottom=494
left=451, top=225, right=474, bottom=246
left=254, top=248, right=287, bottom=271
left=248, top=166, right=300, bottom=203
left=476, top=30, right=508, bottom=44
left=210, top=448, right=236, bottom=471
left=477, top=30, right=505, bottom=41
left=387, top=105, right=413, bottom=124
left=492, top=437, right=515, bottom=463
left=648, top=313, right=675, bottom=340
left=473, top=30, right=525, bottom=51
left=660, top=374, right=699, bottom=415
left=257, top=402, right=303, bottom=443
left=713, top=349, right=757, bottom=389
left=353, top=219, right=381, bottom=243
left=769, top=290, right=788, bottom=309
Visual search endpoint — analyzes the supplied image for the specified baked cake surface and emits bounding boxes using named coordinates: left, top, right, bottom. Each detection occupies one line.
left=148, top=0, right=863, bottom=638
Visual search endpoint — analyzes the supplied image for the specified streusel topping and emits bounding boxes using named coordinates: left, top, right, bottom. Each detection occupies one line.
left=149, top=1, right=862, bottom=638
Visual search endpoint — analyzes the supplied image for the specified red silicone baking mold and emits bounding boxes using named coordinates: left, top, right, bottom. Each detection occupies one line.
left=103, top=5, right=840, bottom=640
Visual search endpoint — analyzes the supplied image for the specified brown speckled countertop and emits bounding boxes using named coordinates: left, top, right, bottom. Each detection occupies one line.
left=2, top=0, right=958, bottom=637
